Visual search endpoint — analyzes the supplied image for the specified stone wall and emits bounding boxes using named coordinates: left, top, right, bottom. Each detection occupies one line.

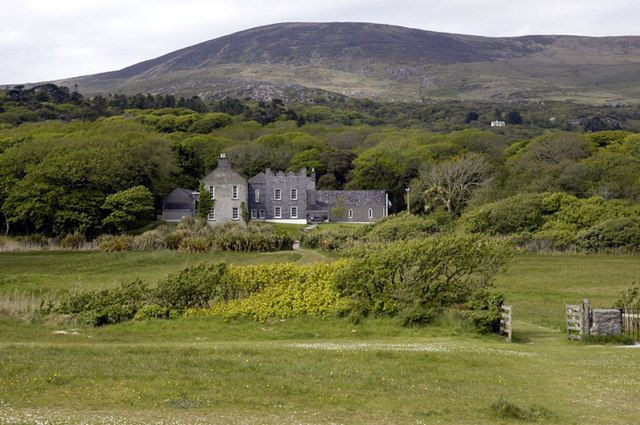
left=590, top=309, right=622, bottom=336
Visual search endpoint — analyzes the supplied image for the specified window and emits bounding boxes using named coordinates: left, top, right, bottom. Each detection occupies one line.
left=274, top=189, right=281, bottom=200
left=208, top=209, right=215, bottom=221
left=209, top=186, right=215, bottom=199
left=274, top=206, right=282, bottom=219
left=255, top=189, right=260, bottom=203
left=368, top=208, right=373, bottom=219
left=232, top=207, right=239, bottom=221
left=290, top=206, right=298, bottom=219
left=290, top=188, right=298, bottom=200
left=232, top=185, right=239, bottom=200
left=259, top=209, right=265, bottom=219
left=251, top=209, right=257, bottom=219
left=348, top=209, right=353, bottom=219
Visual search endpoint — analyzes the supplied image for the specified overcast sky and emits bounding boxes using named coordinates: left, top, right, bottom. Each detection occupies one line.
left=2, top=0, right=639, bottom=84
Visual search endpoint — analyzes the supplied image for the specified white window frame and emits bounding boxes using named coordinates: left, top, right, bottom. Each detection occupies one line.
left=368, top=208, right=373, bottom=219
left=259, top=209, right=265, bottom=219
left=232, top=207, right=239, bottom=221
left=348, top=209, right=353, bottom=219
left=251, top=209, right=257, bottom=219
left=290, top=206, right=298, bottom=219
left=232, top=185, right=239, bottom=200
left=209, top=186, right=215, bottom=200
left=208, top=209, right=215, bottom=221
left=290, top=188, right=298, bottom=200
left=274, top=189, right=281, bottom=200
left=255, top=189, right=260, bottom=203
left=274, top=206, right=282, bottom=219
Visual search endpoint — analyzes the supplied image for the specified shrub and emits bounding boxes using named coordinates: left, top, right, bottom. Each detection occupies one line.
left=462, top=291, right=505, bottom=333
left=530, top=221, right=578, bottom=251
left=134, top=304, right=171, bottom=320
left=300, top=229, right=360, bottom=251
left=132, top=230, right=166, bottom=250
left=59, top=233, right=86, bottom=250
left=56, top=279, right=150, bottom=326
left=334, top=234, right=513, bottom=321
left=97, top=234, right=133, bottom=252
left=365, top=212, right=442, bottom=242
left=154, top=262, right=228, bottom=310
left=576, top=217, right=640, bottom=252
left=178, top=236, right=210, bottom=252
left=461, top=193, right=547, bottom=235
left=551, top=196, right=639, bottom=229
left=195, top=262, right=347, bottom=321
left=164, top=230, right=188, bottom=250
left=210, top=231, right=293, bottom=252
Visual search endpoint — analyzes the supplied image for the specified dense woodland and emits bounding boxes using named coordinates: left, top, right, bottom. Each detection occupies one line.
left=1, top=84, right=639, bottom=248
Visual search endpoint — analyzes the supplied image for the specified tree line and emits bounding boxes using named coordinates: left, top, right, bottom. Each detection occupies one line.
left=0, top=85, right=639, bottom=238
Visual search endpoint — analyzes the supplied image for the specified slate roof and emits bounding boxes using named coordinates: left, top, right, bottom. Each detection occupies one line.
left=248, top=172, right=266, bottom=184
left=315, top=190, right=387, bottom=207
left=163, top=188, right=197, bottom=210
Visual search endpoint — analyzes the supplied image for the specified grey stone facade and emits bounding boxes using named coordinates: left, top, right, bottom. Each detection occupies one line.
left=248, top=168, right=312, bottom=223
left=202, top=155, right=247, bottom=224
left=162, top=154, right=388, bottom=224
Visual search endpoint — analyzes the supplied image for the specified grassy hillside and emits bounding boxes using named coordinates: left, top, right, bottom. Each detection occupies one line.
left=52, top=22, right=640, bottom=103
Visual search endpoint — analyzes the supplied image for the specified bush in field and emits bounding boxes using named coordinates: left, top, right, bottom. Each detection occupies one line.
left=365, top=212, right=444, bottom=242
left=154, top=262, right=228, bottom=310
left=178, top=236, right=210, bottom=252
left=134, top=304, right=172, bottom=320
left=56, top=279, right=149, bottom=326
left=132, top=229, right=166, bottom=250
left=461, top=193, right=547, bottom=235
left=209, top=231, right=293, bottom=252
left=59, top=232, right=86, bottom=250
left=97, top=234, right=134, bottom=252
left=300, top=229, right=361, bottom=251
left=576, top=217, right=640, bottom=252
left=164, top=230, right=188, bottom=250
left=550, top=196, right=640, bottom=229
left=334, top=234, right=513, bottom=322
left=194, top=262, right=347, bottom=321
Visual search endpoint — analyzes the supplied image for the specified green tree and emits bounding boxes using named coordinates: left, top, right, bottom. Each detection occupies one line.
left=197, top=182, right=213, bottom=220
left=240, top=201, right=249, bottom=223
left=102, top=186, right=154, bottom=233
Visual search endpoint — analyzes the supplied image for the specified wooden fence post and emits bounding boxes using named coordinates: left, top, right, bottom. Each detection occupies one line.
left=500, top=305, right=512, bottom=342
left=582, top=298, right=591, bottom=337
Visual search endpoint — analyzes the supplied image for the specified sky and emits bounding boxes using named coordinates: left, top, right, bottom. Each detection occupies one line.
left=2, top=0, right=639, bottom=84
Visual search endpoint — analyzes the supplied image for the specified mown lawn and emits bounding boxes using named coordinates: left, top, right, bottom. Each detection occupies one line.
left=0, top=252, right=639, bottom=424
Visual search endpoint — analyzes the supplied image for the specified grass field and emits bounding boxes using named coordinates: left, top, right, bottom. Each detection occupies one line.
left=1, top=251, right=639, bottom=424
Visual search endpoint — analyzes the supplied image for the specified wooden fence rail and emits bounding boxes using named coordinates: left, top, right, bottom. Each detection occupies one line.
left=566, top=304, right=583, bottom=340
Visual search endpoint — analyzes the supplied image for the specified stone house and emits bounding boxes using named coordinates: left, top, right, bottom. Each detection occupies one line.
left=202, top=154, right=247, bottom=223
left=162, top=154, right=389, bottom=225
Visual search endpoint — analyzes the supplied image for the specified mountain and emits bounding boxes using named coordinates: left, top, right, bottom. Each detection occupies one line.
left=54, top=22, right=640, bottom=103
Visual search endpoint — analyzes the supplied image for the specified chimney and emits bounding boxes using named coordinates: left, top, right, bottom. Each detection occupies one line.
left=217, top=153, right=230, bottom=168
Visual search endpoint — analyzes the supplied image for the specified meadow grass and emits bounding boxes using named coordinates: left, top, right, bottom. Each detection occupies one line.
left=494, top=254, right=640, bottom=330
left=0, top=250, right=305, bottom=294
left=0, top=252, right=639, bottom=424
